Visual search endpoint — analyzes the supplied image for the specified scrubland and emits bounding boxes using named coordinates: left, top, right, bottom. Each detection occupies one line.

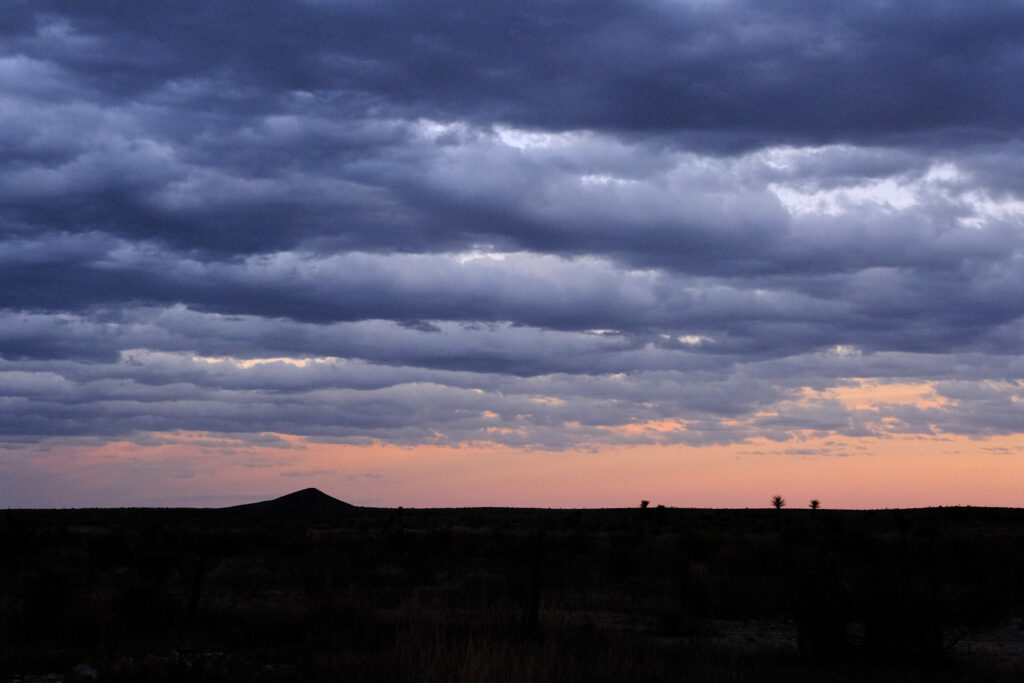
left=3, top=505, right=1024, bottom=681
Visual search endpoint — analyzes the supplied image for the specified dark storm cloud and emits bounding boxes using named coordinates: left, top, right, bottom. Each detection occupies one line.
left=3, top=0, right=1024, bottom=449
left=13, top=0, right=1024, bottom=141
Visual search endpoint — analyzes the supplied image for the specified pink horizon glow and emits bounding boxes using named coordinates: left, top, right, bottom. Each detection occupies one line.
left=5, top=429, right=1024, bottom=510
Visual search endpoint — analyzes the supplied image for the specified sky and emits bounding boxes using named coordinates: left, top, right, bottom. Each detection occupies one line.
left=3, top=0, right=1024, bottom=508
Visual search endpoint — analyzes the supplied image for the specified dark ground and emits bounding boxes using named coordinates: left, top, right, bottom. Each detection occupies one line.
left=3, top=501, right=1024, bottom=681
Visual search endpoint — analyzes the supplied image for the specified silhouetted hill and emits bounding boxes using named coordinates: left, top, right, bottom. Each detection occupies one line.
left=225, top=488, right=355, bottom=514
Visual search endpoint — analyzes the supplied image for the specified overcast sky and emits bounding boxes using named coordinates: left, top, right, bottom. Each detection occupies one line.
left=3, top=0, right=1024, bottom=506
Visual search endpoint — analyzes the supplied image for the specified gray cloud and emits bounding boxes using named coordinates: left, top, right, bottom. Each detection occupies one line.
left=2, top=1, right=1024, bottom=455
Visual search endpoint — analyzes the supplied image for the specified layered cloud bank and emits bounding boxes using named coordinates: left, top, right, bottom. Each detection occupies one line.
left=4, top=1, right=1024, bottom=486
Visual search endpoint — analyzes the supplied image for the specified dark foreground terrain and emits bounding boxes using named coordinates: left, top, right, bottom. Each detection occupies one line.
left=3, top=493, right=1024, bottom=681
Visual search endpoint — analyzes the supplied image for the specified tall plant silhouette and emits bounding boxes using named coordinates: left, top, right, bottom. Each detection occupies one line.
left=809, top=499, right=820, bottom=511
left=771, top=494, right=785, bottom=529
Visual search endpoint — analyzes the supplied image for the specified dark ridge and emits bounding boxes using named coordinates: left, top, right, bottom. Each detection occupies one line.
left=224, top=488, right=355, bottom=513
